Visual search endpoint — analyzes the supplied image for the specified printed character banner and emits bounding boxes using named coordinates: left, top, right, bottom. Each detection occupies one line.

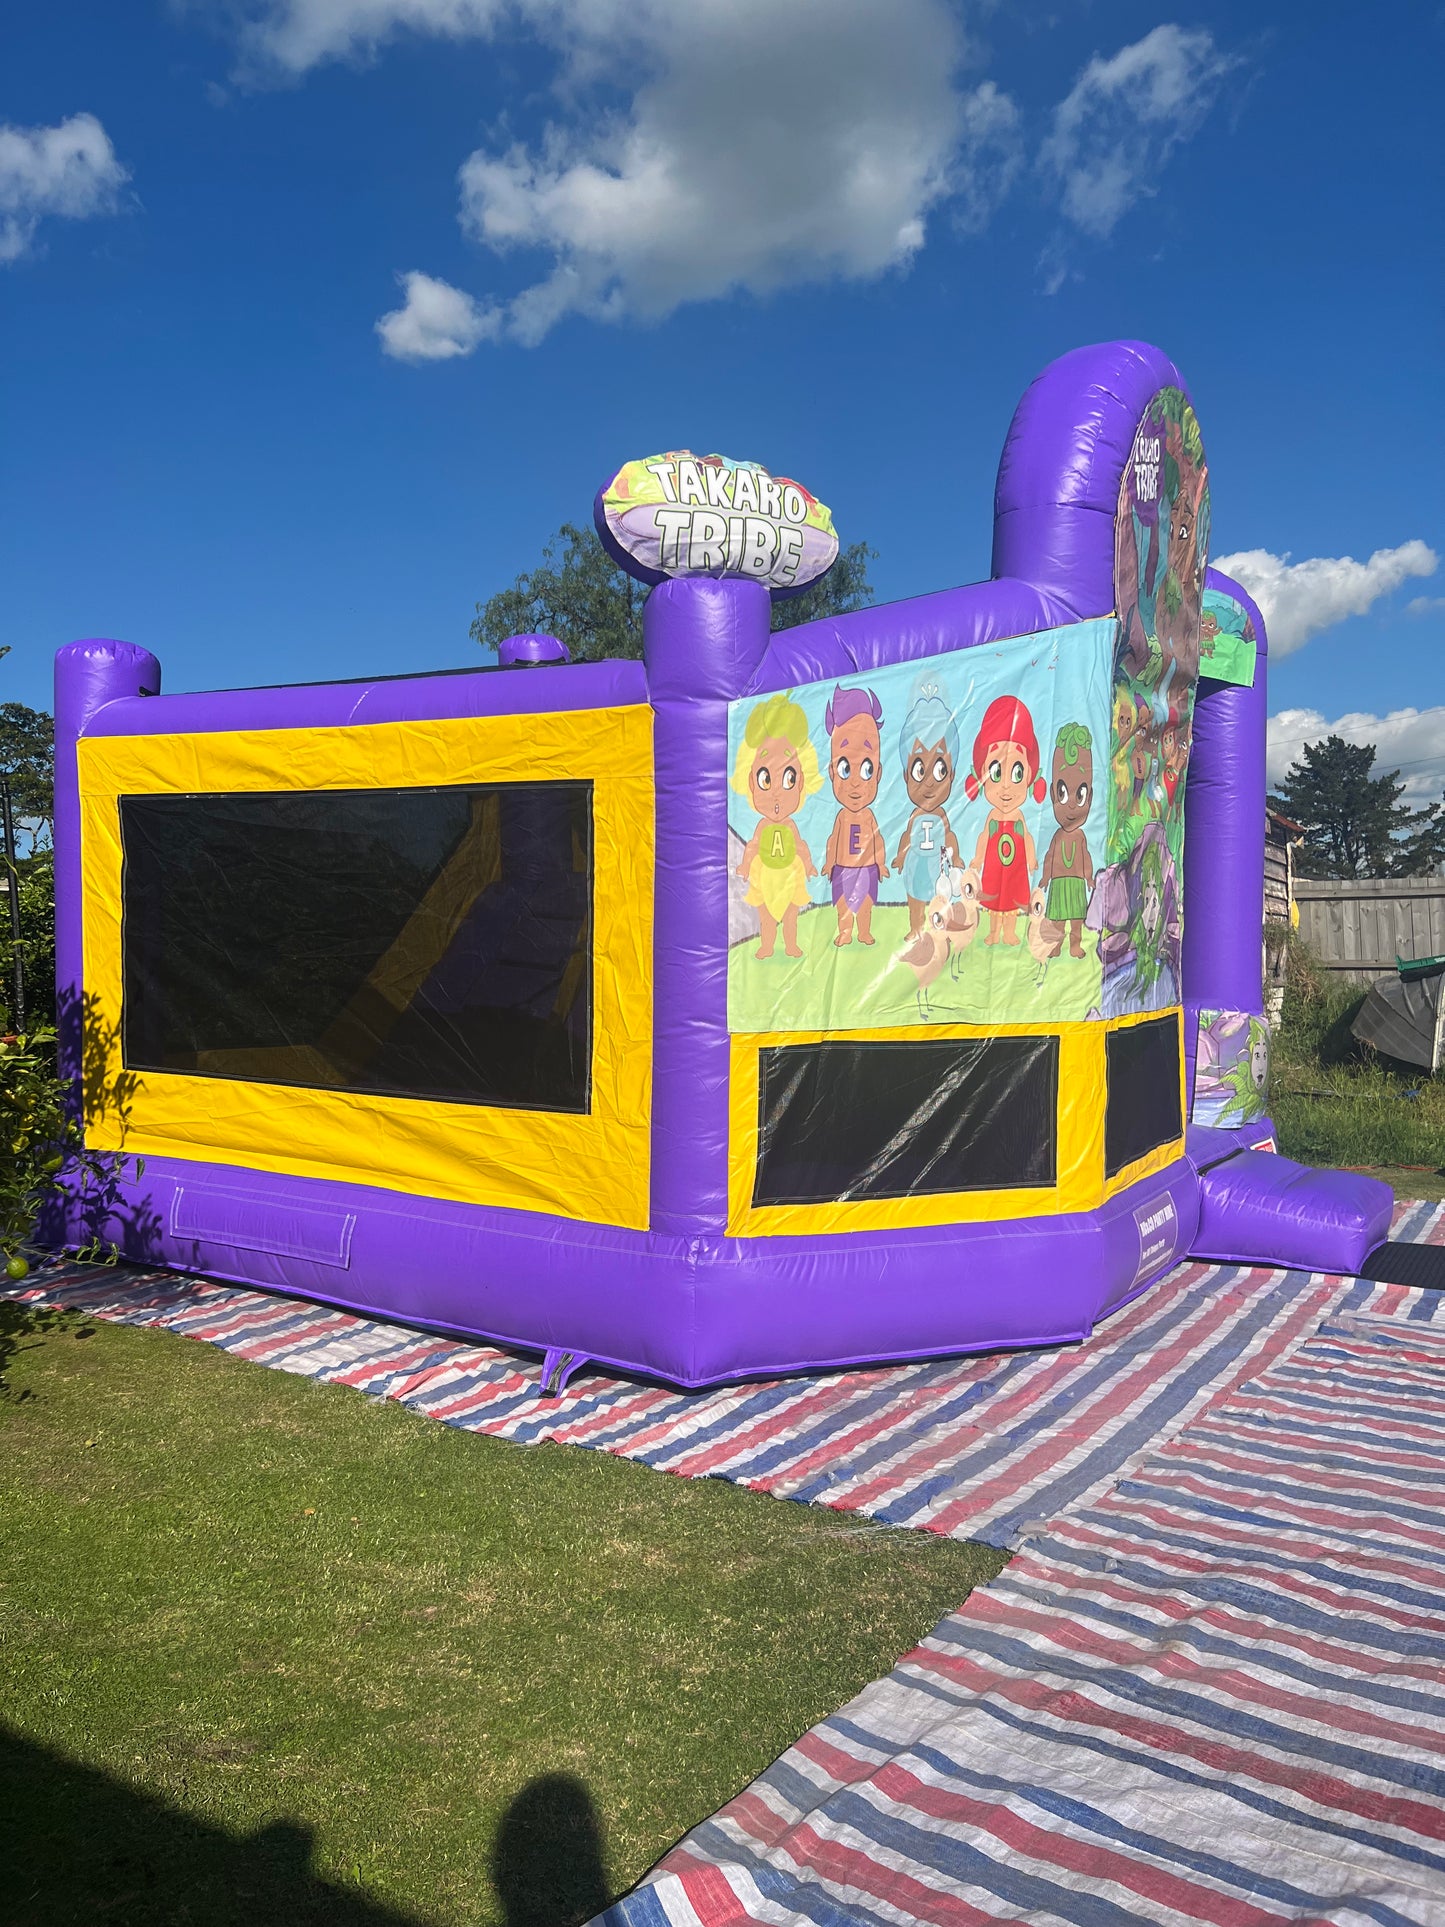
left=1097, top=385, right=1209, bottom=1021
left=1192, top=1008, right=1271, bottom=1126
left=1200, top=584, right=1258, bottom=688
left=726, top=620, right=1115, bottom=1034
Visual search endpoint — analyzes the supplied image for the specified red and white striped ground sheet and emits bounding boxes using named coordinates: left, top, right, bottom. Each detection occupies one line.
left=607, top=1288, right=1445, bottom=1926
left=7, top=1197, right=1442, bottom=1554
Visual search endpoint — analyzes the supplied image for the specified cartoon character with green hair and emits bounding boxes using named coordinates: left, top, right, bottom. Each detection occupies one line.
left=1130, top=838, right=1173, bottom=1001
left=731, top=693, right=823, bottom=961
left=1039, top=721, right=1095, bottom=959
left=1212, top=1015, right=1271, bottom=1124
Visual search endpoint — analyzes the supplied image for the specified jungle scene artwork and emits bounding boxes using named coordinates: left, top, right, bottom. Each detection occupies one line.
left=1192, top=1008, right=1271, bottom=1126
left=725, top=619, right=1115, bottom=1033
left=1093, top=386, right=1210, bottom=1019
left=1200, top=583, right=1258, bottom=688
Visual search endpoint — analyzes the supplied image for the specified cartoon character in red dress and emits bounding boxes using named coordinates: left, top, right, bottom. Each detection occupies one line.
left=965, top=695, right=1048, bottom=947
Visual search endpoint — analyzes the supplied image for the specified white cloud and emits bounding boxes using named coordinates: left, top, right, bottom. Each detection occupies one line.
left=236, top=4, right=1237, bottom=347
left=952, top=81, right=1023, bottom=235
left=238, top=0, right=506, bottom=73
left=454, top=0, right=981, bottom=343
left=238, top=0, right=1008, bottom=345
left=375, top=269, right=500, bottom=359
left=0, top=112, right=129, bottom=264
left=1406, top=595, right=1445, bottom=618
left=1269, top=707, right=1445, bottom=808
left=1040, top=25, right=1234, bottom=238
left=1213, top=541, right=1439, bottom=657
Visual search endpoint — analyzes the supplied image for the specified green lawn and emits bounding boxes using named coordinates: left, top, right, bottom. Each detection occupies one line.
left=1270, top=975, right=1444, bottom=1192
left=0, top=1303, right=1005, bottom=1927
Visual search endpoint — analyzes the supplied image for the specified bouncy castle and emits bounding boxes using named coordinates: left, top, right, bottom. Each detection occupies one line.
left=48, top=340, right=1393, bottom=1387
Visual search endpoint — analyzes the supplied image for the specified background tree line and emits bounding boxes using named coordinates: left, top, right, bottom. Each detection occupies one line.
left=1269, top=735, right=1445, bottom=880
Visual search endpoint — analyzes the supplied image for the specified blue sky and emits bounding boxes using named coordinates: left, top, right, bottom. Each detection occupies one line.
left=4, top=1, right=1442, bottom=798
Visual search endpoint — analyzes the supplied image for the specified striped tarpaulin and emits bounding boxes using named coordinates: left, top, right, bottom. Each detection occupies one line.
left=7, top=1196, right=1441, bottom=1554
left=607, top=1283, right=1445, bottom=1926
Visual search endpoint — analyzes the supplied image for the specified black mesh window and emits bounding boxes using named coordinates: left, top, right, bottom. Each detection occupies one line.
left=121, top=784, right=592, bottom=1113
left=1105, top=1012, right=1182, bottom=1176
left=753, top=1036, right=1058, bottom=1207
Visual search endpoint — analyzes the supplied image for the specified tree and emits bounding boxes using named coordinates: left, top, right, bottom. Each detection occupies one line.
left=0, top=702, right=56, bottom=848
left=1270, top=734, right=1445, bottom=879
left=470, top=523, right=877, bottom=663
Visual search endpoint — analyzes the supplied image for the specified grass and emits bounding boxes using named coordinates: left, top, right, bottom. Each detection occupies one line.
left=1270, top=962, right=1444, bottom=1191
left=0, top=1303, right=1006, bottom=1927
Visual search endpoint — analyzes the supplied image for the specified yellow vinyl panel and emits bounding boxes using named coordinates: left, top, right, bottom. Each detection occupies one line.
left=727, top=1007, right=1185, bottom=1237
left=1099, top=1005, right=1188, bottom=1199
left=78, top=706, right=655, bottom=1230
left=727, top=1019, right=1107, bottom=1237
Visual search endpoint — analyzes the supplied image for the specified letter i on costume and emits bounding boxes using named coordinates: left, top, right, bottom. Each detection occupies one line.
left=821, top=686, right=888, bottom=946
left=731, top=695, right=823, bottom=960
left=894, top=676, right=960, bottom=940
left=966, top=695, right=1047, bottom=947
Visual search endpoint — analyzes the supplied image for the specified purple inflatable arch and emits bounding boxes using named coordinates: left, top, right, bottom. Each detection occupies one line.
left=46, top=341, right=1392, bottom=1388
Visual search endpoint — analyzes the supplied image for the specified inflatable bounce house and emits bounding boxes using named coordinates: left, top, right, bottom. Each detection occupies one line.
left=49, top=341, right=1396, bottom=1388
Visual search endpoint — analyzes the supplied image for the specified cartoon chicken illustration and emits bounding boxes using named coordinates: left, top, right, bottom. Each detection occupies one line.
left=897, top=900, right=951, bottom=1018
left=941, top=861, right=982, bottom=976
left=1026, top=888, right=1055, bottom=984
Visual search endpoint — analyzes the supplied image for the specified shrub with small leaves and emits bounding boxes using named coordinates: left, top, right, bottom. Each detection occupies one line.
left=0, top=1027, right=122, bottom=1273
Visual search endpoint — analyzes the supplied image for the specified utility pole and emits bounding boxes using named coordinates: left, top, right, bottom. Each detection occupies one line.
left=0, top=777, right=25, bottom=1035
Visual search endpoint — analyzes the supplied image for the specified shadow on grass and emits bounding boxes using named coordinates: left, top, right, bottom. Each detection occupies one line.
left=2, top=1722, right=618, bottom=1927
left=0, top=1300, right=93, bottom=1403
left=492, top=1774, right=611, bottom=1927
left=0, top=1723, right=430, bottom=1926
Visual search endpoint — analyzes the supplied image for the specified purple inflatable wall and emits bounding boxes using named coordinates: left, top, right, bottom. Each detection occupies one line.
left=45, top=341, right=1392, bottom=1385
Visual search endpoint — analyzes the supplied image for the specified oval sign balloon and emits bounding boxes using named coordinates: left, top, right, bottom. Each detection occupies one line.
left=594, top=452, right=839, bottom=594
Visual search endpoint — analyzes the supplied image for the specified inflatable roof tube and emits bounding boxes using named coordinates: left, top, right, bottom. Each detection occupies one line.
left=749, top=339, right=1190, bottom=699
left=76, top=657, right=645, bottom=740
left=992, top=339, right=1188, bottom=617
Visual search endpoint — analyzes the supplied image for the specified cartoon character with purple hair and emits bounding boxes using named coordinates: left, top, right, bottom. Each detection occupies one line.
left=821, top=683, right=889, bottom=946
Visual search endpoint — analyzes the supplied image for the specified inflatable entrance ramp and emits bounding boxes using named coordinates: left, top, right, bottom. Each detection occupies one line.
left=47, top=341, right=1394, bottom=1387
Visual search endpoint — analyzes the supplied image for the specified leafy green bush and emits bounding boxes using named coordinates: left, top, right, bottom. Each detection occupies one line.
left=0, top=846, right=56, bottom=1031
left=0, top=1025, right=134, bottom=1275
left=0, top=1028, right=74, bottom=1275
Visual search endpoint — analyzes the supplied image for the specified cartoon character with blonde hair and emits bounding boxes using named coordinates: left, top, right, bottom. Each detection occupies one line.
left=732, top=694, right=823, bottom=960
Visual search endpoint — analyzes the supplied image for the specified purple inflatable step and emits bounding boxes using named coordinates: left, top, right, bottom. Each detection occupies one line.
left=1190, top=1151, right=1393, bottom=1277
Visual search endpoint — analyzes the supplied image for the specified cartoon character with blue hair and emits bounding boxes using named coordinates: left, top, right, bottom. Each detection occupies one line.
left=893, top=675, right=961, bottom=939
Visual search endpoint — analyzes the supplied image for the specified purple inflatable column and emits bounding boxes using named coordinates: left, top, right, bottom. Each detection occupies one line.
left=53, top=641, right=161, bottom=1095
left=992, top=339, right=1184, bottom=616
left=1181, top=572, right=1269, bottom=1097
left=644, top=578, right=771, bottom=1240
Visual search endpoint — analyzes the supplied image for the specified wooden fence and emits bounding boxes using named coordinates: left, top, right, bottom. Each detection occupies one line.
left=1294, top=877, right=1445, bottom=982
